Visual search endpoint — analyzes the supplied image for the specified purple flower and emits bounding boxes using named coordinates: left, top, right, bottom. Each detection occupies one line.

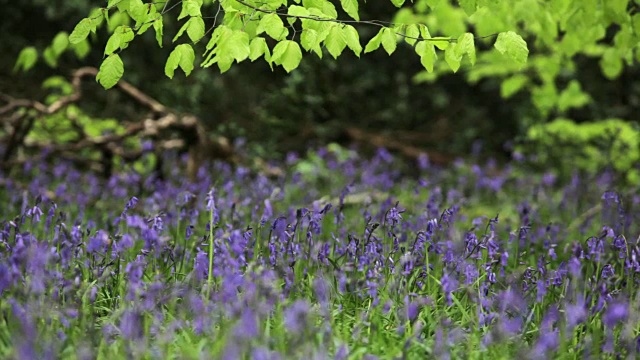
left=261, top=199, right=273, bottom=226
left=603, top=302, right=628, bottom=327
left=501, top=317, right=522, bottom=335
left=335, top=344, right=349, bottom=360
left=386, top=206, right=403, bottom=227
left=87, top=230, right=109, bottom=253
left=194, top=250, right=209, bottom=282
left=125, top=256, right=145, bottom=284
left=463, top=263, right=479, bottom=285
left=120, top=308, right=143, bottom=339
left=441, top=272, right=457, bottom=305
left=45, top=202, right=57, bottom=230
left=206, top=188, right=220, bottom=223
left=601, top=264, right=614, bottom=279
left=121, top=196, right=139, bottom=218
left=234, top=309, right=259, bottom=339
left=252, top=347, right=281, bottom=360
left=284, top=300, right=311, bottom=333
left=417, top=153, right=430, bottom=170
left=565, top=300, right=586, bottom=330
left=601, top=191, right=620, bottom=203
left=26, top=204, right=43, bottom=223
left=536, top=279, right=547, bottom=303
left=542, top=172, right=556, bottom=186
left=533, top=329, right=559, bottom=357
left=613, top=235, right=627, bottom=258
left=313, top=276, right=329, bottom=306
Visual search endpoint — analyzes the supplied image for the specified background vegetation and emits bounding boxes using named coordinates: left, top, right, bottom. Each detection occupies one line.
left=2, top=0, right=639, bottom=171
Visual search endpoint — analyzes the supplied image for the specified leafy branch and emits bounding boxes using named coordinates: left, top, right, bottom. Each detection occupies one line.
left=19, top=0, right=529, bottom=89
left=233, top=0, right=497, bottom=44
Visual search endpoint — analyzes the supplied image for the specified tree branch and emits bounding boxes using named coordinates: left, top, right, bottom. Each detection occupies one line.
left=0, top=67, right=235, bottom=180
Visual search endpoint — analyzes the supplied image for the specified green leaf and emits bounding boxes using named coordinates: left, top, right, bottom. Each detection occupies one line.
left=325, top=25, right=347, bottom=59
left=557, top=80, right=591, bottom=112
left=288, top=5, right=310, bottom=25
left=494, top=31, right=529, bottom=67
left=343, top=25, right=362, bottom=57
left=456, top=32, right=475, bottom=65
left=301, top=29, right=318, bottom=51
left=223, top=11, right=245, bottom=31
left=600, top=48, right=623, bottom=79
left=425, top=0, right=444, bottom=9
left=445, top=45, right=462, bottom=72
left=432, top=38, right=450, bottom=50
left=88, top=8, right=104, bottom=32
left=531, top=82, right=557, bottom=115
left=364, top=28, right=384, bottom=53
left=633, top=14, right=640, bottom=36
left=173, top=21, right=190, bottom=42
left=96, top=54, right=124, bottom=89
left=257, top=13, right=289, bottom=41
left=604, top=0, right=629, bottom=24
left=340, top=0, right=359, bottom=21
left=301, top=29, right=323, bottom=57
left=137, top=5, right=156, bottom=35
left=178, top=44, right=195, bottom=76
left=115, top=0, right=130, bottom=12
left=380, top=28, right=397, bottom=55
left=391, top=0, right=406, bottom=7
left=128, top=0, right=148, bottom=24
left=217, top=56, right=234, bottom=73
left=165, top=44, right=195, bottom=78
left=419, top=24, right=432, bottom=40
left=179, top=0, right=203, bottom=20
left=187, top=16, right=205, bottom=42
left=43, top=47, right=57, bottom=67
left=500, top=74, right=528, bottom=98
left=51, top=32, right=69, bottom=56
left=250, top=37, right=270, bottom=61
left=222, top=30, right=251, bottom=62
left=458, top=0, right=477, bottom=15
left=69, top=18, right=92, bottom=44
left=404, top=24, right=420, bottom=46
left=415, top=41, right=436, bottom=72
left=105, top=32, right=122, bottom=55
left=271, top=40, right=303, bottom=72
left=107, top=26, right=134, bottom=54
left=107, top=11, right=130, bottom=33
left=103, top=8, right=111, bottom=28
left=303, top=0, right=338, bottom=18
left=288, top=5, right=310, bottom=17
left=14, top=47, right=38, bottom=73
left=153, top=16, right=164, bottom=47
left=71, top=38, right=91, bottom=59
left=119, top=27, right=135, bottom=50
left=205, top=25, right=232, bottom=52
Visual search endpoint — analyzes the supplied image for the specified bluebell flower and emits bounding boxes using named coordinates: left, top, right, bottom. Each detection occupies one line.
left=284, top=300, right=311, bottom=333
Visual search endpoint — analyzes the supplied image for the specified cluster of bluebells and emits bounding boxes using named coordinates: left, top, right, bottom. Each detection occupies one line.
left=1, top=147, right=640, bottom=359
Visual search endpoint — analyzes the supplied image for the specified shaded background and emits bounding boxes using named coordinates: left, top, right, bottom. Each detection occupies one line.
left=2, top=0, right=640, bottom=163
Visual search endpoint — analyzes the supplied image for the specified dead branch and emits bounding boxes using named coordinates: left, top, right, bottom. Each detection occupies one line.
left=0, top=67, right=235, bottom=181
left=345, top=126, right=454, bottom=166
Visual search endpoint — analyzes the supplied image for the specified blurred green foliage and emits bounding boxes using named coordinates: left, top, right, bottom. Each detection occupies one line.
left=520, top=118, right=640, bottom=183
